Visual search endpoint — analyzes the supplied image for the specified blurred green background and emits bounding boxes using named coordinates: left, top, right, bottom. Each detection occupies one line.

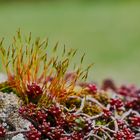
left=0, top=0, right=140, bottom=85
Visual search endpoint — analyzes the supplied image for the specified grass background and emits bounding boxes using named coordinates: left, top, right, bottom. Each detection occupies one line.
left=0, top=0, right=140, bottom=85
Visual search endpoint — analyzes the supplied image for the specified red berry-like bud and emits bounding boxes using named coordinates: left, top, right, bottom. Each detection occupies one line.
left=39, top=121, right=51, bottom=135
left=51, top=126, right=64, bottom=139
left=117, top=119, right=126, bottom=129
left=103, top=109, right=112, bottom=118
left=71, top=132, right=83, bottom=140
left=27, top=83, right=43, bottom=98
left=0, top=125, right=6, bottom=138
left=125, top=99, right=140, bottom=111
left=118, top=85, right=138, bottom=98
left=19, top=103, right=37, bottom=119
left=87, top=84, right=97, bottom=94
left=129, top=116, right=140, bottom=127
left=102, top=79, right=116, bottom=91
left=110, top=98, right=124, bottom=110
left=60, top=136, right=71, bottom=140
left=26, top=125, right=41, bottom=140
left=48, top=105, right=62, bottom=116
left=114, top=128, right=135, bottom=140
left=36, top=110, right=47, bottom=122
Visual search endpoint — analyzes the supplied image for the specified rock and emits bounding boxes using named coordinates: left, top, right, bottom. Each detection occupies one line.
left=11, top=133, right=25, bottom=140
left=0, top=92, right=31, bottom=132
left=0, top=72, right=32, bottom=140
left=0, top=92, right=20, bottom=122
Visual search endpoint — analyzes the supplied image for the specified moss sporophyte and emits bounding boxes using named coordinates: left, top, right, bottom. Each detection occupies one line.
left=0, top=31, right=139, bottom=140
left=0, top=30, right=91, bottom=106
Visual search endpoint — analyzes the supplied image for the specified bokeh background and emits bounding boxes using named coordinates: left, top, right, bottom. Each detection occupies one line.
left=0, top=0, right=140, bottom=85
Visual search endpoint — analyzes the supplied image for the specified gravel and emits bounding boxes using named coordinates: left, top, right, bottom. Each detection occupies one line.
left=0, top=74, right=30, bottom=140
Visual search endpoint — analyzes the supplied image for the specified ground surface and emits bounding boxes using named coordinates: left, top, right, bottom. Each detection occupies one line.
left=0, top=1, right=140, bottom=84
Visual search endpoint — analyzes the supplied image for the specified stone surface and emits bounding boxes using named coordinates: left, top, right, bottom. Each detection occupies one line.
left=0, top=92, right=31, bottom=130
left=11, top=134, right=25, bottom=140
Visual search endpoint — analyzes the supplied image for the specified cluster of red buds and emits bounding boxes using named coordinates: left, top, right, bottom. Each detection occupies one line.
left=129, top=116, right=140, bottom=127
left=26, top=125, right=41, bottom=140
left=110, top=98, right=124, bottom=110
left=17, top=82, right=140, bottom=140
left=19, top=103, right=92, bottom=140
left=118, top=85, right=140, bottom=98
left=102, top=109, right=112, bottom=118
left=87, top=84, right=97, bottom=94
left=27, top=83, right=43, bottom=99
left=0, top=32, right=140, bottom=140
left=125, top=99, right=140, bottom=112
left=114, top=128, right=135, bottom=140
left=0, top=125, right=6, bottom=138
